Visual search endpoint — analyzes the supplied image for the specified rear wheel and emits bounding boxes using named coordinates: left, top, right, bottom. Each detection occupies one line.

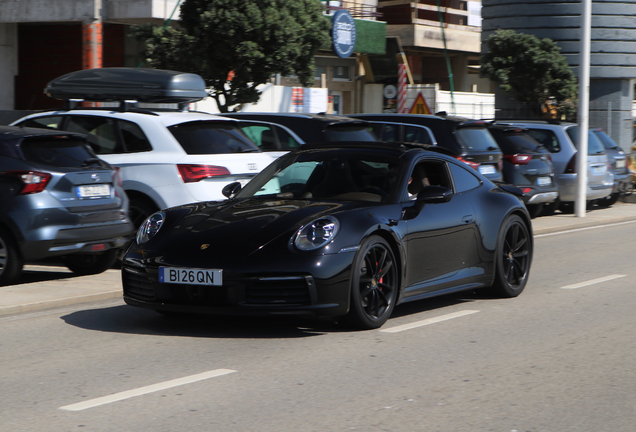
left=0, top=228, right=23, bottom=286
left=489, top=215, right=532, bottom=298
left=596, top=193, right=619, bottom=208
left=541, top=200, right=559, bottom=216
left=344, top=236, right=398, bottom=330
left=64, top=249, right=118, bottom=275
left=128, top=196, right=159, bottom=230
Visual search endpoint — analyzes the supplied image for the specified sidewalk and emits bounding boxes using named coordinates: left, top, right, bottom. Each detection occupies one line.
left=2, top=201, right=636, bottom=318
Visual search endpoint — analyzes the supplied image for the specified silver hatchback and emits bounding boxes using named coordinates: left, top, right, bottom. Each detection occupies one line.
left=0, top=126, right=134, bottom=285
left=505, top=121, right=613, bottom=213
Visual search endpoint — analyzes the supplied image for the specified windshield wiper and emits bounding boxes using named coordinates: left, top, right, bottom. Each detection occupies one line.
left=81, top=158, right=102, bottom=167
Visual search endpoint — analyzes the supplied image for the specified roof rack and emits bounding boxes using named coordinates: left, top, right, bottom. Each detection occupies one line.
left=45, top=68, right=208, bottom=112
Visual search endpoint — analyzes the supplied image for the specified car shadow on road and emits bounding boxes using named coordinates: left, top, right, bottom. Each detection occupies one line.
left=60, top=290, right=484, bottom=339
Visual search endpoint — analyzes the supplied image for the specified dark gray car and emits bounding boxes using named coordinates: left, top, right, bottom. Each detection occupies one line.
left=0, top=126, right=134, bottom=285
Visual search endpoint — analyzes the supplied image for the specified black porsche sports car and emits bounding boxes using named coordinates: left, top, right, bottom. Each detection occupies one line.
left=122, top=142, right=533, bottom=329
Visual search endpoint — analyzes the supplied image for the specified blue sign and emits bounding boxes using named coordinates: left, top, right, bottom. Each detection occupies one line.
left=332, top=10, right=356, bottom=58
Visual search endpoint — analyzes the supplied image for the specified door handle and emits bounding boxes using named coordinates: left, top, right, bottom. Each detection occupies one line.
left=462, top=214, right=474, bottom=224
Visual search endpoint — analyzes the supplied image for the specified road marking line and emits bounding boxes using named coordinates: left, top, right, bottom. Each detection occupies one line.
left=59, top=369, right=236, bottom=411
left=535, top=220, right=636, bottom=238
left=380, top=310, right=479, bottom=333
left=561, top=274, right=626, bottom=290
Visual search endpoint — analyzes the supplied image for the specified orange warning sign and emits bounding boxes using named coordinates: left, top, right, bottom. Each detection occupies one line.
left=409, top=92, right=431, bottom=115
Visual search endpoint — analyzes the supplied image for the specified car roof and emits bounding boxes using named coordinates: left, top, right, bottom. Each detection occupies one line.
left=220, top=112, right=358, bottom=123
left=297, top=140, right=456, bottom=157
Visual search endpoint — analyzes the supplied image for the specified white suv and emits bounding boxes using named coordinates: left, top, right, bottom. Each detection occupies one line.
left=11, top=68, right=274, bottom=227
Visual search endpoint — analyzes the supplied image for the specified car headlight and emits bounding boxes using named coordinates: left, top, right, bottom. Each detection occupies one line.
left=294, top=216, right=340, bottom=251
left=136, top=211, right=166, bottom=244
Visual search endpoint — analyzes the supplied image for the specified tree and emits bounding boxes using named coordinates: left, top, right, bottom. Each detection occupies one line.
left=134, top=0, right=331, bottom=112
left=480, top=29, right=578, bottom=119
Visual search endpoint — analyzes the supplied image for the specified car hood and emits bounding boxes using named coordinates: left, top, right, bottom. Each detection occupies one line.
left=148, top=198, right=372, bottom=265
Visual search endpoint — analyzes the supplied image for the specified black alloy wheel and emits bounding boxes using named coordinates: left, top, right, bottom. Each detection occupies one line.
left=490, top=215, right=532, bottom=298
left=345, top=236, right=398, bottom=330
left=128, top=197, right=159, bottom=230
left=0, top=227, right=24, bottom=286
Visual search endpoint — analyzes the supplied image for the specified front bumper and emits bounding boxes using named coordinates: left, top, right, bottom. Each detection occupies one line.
left=121, top=251, right=356, bottom=318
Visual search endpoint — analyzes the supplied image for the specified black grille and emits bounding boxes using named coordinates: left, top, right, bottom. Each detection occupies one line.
left=122, top=265, right=156, bottom=301
left=245, top=277, right=311, bottom=305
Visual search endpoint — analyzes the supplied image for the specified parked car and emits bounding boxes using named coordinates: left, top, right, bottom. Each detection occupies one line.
left=366, top=121, right=437, bottom=145
left=504, top=121, right=613, bottom=213
left=488, top=124, right=559, bottom=218
left=233, top=119, right=304, bottom=158
left=11, top=68, right=275, bottom=228
left=219, top=112, right=377, bottom=144
left=0, top=126, right=134, bottom=285
left=123, top=141, right=533, bottom=330
left=350, top=113, right=504, bottom=182
left=590, top=128, right=631, bottom=206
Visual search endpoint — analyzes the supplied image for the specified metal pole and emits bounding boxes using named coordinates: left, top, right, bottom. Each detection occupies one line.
left=575, top=0, right=592, bottom=217
left=607, top=101, right=612, bottom=136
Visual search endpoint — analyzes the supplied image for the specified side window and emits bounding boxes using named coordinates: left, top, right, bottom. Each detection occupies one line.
left=65, top=116, right=122, bottom=154
left=379, top=124, right=399, bottom=141
left=119, top=120, right=152, bottom=153
left=405, top=160, right=451, bottom=200
left=17, top=116, right=62, bottom=130
left=240, top=125, right=279, bottom=151
left=274, top=126, right=302, bottom=150
left=405, top=125, right=433, bottom=144
left=449, top=162, right=481, bottom=193
left=527, top=129, right=560, bottom=153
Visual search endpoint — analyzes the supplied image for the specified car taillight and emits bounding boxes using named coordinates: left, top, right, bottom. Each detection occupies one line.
left=519, top=187, right=532, bottom=194
left=456, top=156, right=480, bottom=170
left=565, top=154, right=577, bottom=173
left=177, top=164, right=231, bottom=183
left=3, top=171, right=52, bottom=195
left=503, top=154, right=532, bottom=165
left=112, top=167, right=123, bottom=188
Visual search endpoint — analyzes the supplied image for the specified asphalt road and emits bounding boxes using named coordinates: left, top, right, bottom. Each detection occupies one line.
left=2, top=219, right=636, bottom=431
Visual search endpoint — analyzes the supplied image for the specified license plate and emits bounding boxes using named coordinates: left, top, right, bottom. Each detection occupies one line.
left=77, top=184, right=111, bottom=198
left=537, top=176, right=551, bottom=186
left=159, top=267, right=222, bottom=286
left=616, top=159, right=626, bottom=168
left=478, top=165, right=496, bottom=175
left=591, top=165, right=605, bottom=175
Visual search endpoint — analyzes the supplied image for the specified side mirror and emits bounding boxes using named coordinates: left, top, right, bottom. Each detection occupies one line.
left=417, top=185, right=454, bottom=203
left=222, top=181, right=242, bottom=198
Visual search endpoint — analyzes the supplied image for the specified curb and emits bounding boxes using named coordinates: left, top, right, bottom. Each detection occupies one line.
left=0, top=290, right=122, bottom=317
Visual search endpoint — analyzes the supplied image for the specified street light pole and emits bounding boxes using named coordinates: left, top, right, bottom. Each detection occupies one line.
left=575, top=0, right=592, bottom=217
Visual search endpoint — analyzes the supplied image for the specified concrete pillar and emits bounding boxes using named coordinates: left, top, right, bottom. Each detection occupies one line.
left=0, top=23, right=18, bottom=110
left=82, top=0, right=103, bottom=70
left=588, top=78, right=634, bottom=151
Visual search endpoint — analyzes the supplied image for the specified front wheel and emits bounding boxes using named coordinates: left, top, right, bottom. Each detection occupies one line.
left=344, top=236, right=399, bottom=330
left=489, top=215, right=532, bottom=298
left=64, top=249, right=119, bottom=276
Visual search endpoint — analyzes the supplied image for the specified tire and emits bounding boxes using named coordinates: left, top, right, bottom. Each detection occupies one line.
left=128, top=196, right=159, bottom=230
left=64, top=249, right=119, bottom=276
left=344, top=236, right=399, bottom=330
left=596, top=193, right=619, bottom=208
left=526, top=204, right=544, bottom=219
left=489, top=215, right=532, bottom=298
left=0, top=227, right=24, bottom=286
left=558, top=201, right=574, bottom=214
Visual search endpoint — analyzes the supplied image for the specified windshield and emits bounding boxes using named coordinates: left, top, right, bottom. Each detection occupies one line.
left=324, top=124, right=377, bottom=142
left=20, top=136, right=105, bottom=168
left=236, top=150, right=401, bottom=203
left=168, top=121, right=260, bottom=154
left=455, top=127, right=501, bottom=152
left=566, top=127, right=606, bottom=155
left=491, top=130, right=543, bottom=154
left=593, top=130, right=620, bottom=150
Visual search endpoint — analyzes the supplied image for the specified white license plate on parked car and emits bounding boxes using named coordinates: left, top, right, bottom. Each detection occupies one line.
left=159, top=267, right=222, bottom=286
left=591, top=165, right=606, bottom=175
left=478, top=164, right=496, bottom=175
left=77, top=184, right=111, bottom=198
left=616, top=159, right=626, bottom=168
left=537, top=176, right=551, bottom=186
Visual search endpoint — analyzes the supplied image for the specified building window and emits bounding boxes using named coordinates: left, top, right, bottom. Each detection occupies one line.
left=333, top=66, right=350, bottom=80
left=314, top=65, right=327, bottom=79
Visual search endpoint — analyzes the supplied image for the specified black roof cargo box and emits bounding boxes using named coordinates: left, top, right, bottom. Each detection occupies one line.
left=45, top=68, right=207, bottom=104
